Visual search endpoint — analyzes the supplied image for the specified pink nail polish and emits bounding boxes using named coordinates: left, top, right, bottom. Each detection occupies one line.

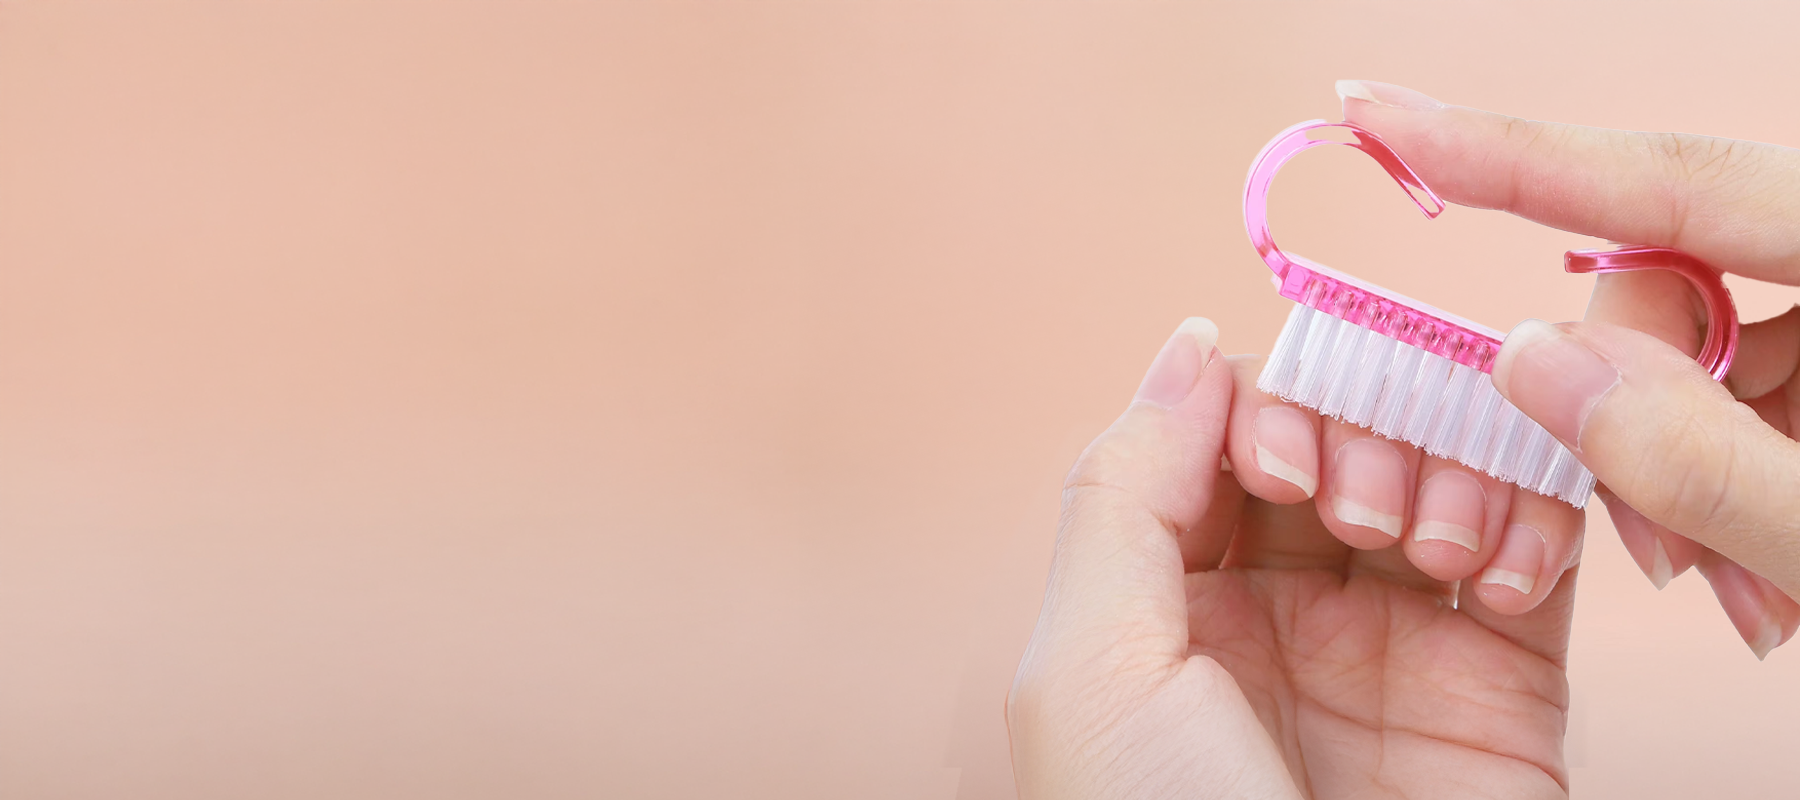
left=1491, top=320, right=1620, bottom=448
left=1134, top=318, right=1219, bottom=408
left=1479, top=524, right=1546, bottom=595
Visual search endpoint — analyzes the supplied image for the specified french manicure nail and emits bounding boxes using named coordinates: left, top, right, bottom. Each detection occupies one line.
left=1750, top=612, right=1783, bottom=661
left=1648, top=537, right=1674, bottom=591
left=1331, top=439, right=1406, bottom=538
left=1411, top=472, right=1486, bottom=552
left=1253, top=406, right=1318, bottom=497
left=1480, top=524, right=1546, bottom=595
left=1491, top=319, right=1620, bottom=448
left=1335, top=80, right=1445, bottom=111
left=1134, top=317, right=1218, bottom=409
left=1703, top=560, right=1794, bottom=660
left=1603, top=492, right=1673, bottom=590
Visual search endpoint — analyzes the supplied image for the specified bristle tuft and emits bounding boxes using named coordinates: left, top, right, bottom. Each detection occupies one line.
left=1257, top=304, right=1594, bottom=508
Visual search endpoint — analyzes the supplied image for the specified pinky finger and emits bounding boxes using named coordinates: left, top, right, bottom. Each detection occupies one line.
left=1600, top=489, right=1705, bottom=589
left=1698, top=554, right=1800, bottom=660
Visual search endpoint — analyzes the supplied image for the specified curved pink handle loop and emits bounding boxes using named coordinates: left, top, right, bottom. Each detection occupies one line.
left=1243, top=120, right=1445, bottom=279
left=1565, top=245, right=1740, bottom=381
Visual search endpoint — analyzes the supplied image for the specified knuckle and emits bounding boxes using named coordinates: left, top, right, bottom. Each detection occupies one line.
left=1646, top=133, right=1771, bottom=244
left=1632, top=401, right=1744, bottom=537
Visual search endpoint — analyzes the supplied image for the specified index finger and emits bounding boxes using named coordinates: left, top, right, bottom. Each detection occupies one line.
left=1339, top=79, right=1800, bottom=284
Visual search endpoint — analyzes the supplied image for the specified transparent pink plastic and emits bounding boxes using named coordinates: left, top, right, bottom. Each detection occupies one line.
left=1243, top=120, right=1740, bottom=380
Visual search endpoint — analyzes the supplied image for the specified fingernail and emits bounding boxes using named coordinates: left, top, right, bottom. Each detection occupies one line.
left=1134, top=317, right=1219, bottom=409
left=1491, top=319, right=1620, bottom=448
left=1330, top=439, right=1406, bottom=538
left=1411, top=472, right=1486, bottom=552
left=1602, top=492, right=1673, bottom=590
left=1702, top=560, right=1791, bottom=660
left=1335, top=80, right=1445, bottom=111
left=1750, top=614, right=1783, bottom=661
left=1253, top=406, right=1318, bottom=497
left=1648, top=537, right=1674, bottom=590
left=1479, top=524, right=1546, bottom=595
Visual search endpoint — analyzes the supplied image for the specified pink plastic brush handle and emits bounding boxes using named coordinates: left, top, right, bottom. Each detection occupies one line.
left=1566, top=246, right=1739, bottom=381
left=1243, top=119, right=1740, bottom=382
left=1244, top=120, right=1445, bottom=277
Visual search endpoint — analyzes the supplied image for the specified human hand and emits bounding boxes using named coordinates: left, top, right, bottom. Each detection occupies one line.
left=1008, top=318, right=1573, bottom=799
left=1339, top=79, right=1800, bottom=658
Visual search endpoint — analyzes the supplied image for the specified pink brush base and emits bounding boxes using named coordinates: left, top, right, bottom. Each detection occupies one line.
left=1277, top=262, right=1503, bottom=374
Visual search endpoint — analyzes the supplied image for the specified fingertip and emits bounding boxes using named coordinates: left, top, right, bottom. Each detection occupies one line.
left=1251, top=406, right=1319, bottom=499
left=1475, top=492, right=1585, bottom=615
left=1700, top=557, right=1787, bottom=660
left=1318, top=428, right=1414, bottom=549
left=1223, top=356, right=1320, bottom=505
left=1404, top=465, right=1504, bottom=582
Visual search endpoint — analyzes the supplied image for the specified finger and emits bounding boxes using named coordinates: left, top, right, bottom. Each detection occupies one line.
left=1491, top=317, right=1800, bottom=597
left=1697, top=553, right=1800, bottom=660
left=1223, top=494, right=1349, bottom=572
left=1586, top=270, right=1800, bottom=404
left=1460, top=565, right=1579, bottom=668
left=1224, top=355, right=1321, bottom=504
left=1585, top=270, right=1706, bottom=357
left=1743, top=387, right=1794, bottom=437
left=1402, top=456, right=1514, bottom=582
left=1180, top=464, right=1246, bottom=573
left=1728, top=305, right=1800, bottom=400
left=1037, top=318, right=1231, bottom=670
left=1599, top=488, right=1705, bottom=590
left=1339, top=79, right=1800, bottom=283
left=1347, top=544, right=1452, bottom=600
left=1315, top=418, right=1420, bottom=549
left=1472, top=489, right=1586, bottom=615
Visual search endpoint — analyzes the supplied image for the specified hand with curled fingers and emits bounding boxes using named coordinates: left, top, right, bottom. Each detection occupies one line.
left=1008, top=318, right=1575, bottom=800
left=1340, top=80, right=1800, bottom=659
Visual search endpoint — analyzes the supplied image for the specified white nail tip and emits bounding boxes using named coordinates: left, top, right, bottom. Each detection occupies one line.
left=1332, top=496, right=1401, bottom=538
left=1255, top=444, right=1316, bottom=497
left=1335, top=79, right=1379, bottom=104
left=1177, top=317, right=1219, bottom=361
left=1412, top=521, right=1480, bottom=552
left=1648, top=537, right=1673, bottom=590
left=1479, top=568, right=1536, bottom=595
left=1751, top=616, right=1783, bottom=661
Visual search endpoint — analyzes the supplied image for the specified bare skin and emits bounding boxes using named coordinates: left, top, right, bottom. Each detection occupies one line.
left=1008, top=322, right=1573, bottom=799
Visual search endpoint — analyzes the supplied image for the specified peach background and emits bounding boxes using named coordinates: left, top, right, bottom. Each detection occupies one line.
left=4, top=2, right=1800, bottom=798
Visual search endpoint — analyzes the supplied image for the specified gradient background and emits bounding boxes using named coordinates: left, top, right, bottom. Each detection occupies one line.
left=3, top=2, right=1799, bottom=798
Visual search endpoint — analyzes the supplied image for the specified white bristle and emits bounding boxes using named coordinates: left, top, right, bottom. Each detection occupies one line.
left=1369, top=344, right=1423, bottom=438
left=1259, top=304, right=1314, bottom=395
left=1341, top=334, right=1397, bottom=427
left=1257, top=304, right=1594, bottom=508
left=1423, top=363, right=1478, bottom=457
left=1317, top=324, right=1370, bottom=419
left=1399, top=353, right=1452, bottom=445
left=1454, top=376, right=1504, bottom=467
left=1486, top=403, right=1527, bottom=483
left=1292, top=314, right=1348, bottom=408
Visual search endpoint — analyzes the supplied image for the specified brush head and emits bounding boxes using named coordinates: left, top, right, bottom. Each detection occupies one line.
left=1258, top=302, right=1595, bottom=508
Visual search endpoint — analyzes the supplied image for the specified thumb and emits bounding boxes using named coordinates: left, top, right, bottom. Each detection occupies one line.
left=1025, top=317, right=1232, bottom=677
left=1491, top=319, right=1800, bottom=595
